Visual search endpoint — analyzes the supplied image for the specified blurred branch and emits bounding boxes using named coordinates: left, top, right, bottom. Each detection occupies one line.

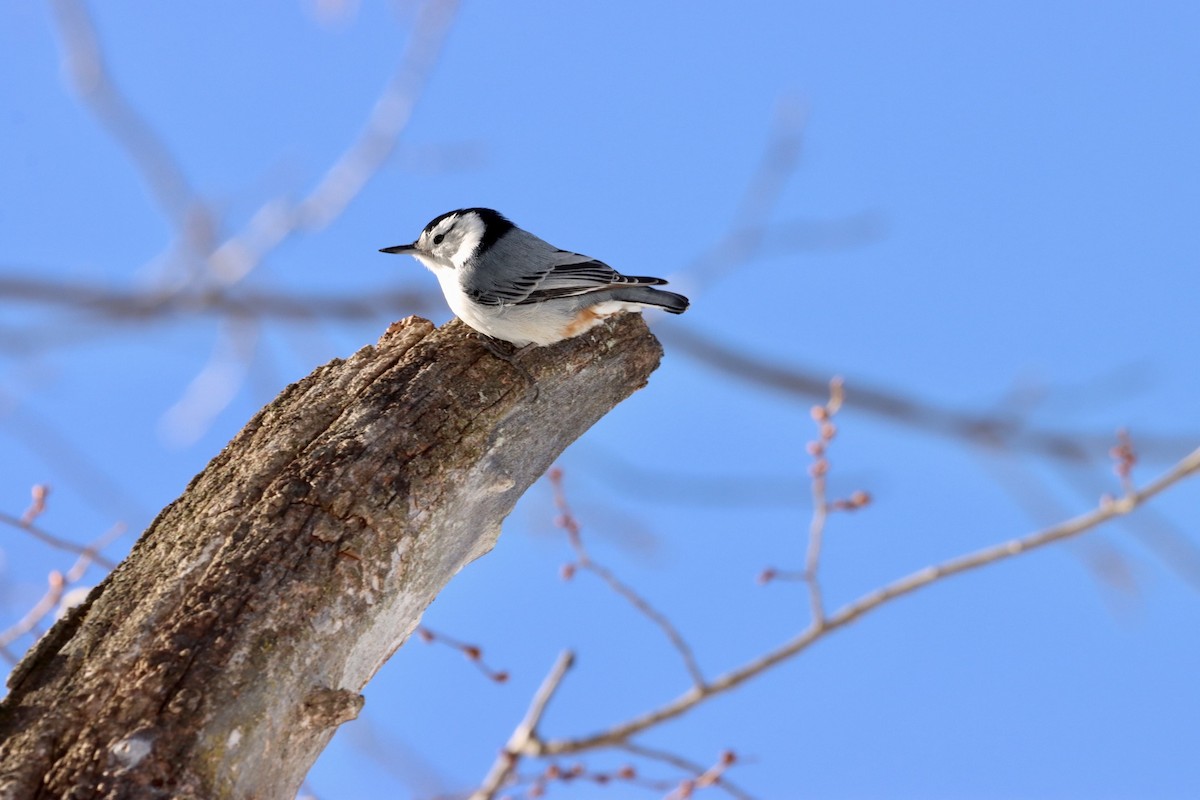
left=687, top=96, right=807, bottom=288
left=4, top=0, right=462, bottom=529
left=210, top=0, right=462, bottom=286
left=43, top=0, right=460, bottom=307
left=661, top=326, right=1196, bottom=465
left=579, top=444, right=806, bottom=508
left=0, top=393, right=151, bottom=523
left=0, top=572, right=65, bottom=666
left=685, top=96, right=884, bottom=289
left=0, top=272, right=438, bottom=357
left=1055, top=461, right=1200, bottom=592
left=158, top=314, right=261, bottom=447
left=0, top=510, right=116, bottom=571
left=0, top=273, right=434, bottom=323
left=0, top=521, right=124, bottom=663
left=49, top=0, right=202, bottom=237
left=287, top=1, right=461, bottom=233
left=0, top=485, right=118, bottom=570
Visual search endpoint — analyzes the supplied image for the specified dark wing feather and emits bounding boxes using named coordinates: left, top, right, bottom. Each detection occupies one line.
left=509, top=253, right=667, bottom=306
left=463, top=229, right=668, bottom=306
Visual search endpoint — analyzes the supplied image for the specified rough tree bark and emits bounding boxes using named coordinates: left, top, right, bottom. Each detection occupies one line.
left=0, top=314, right=664, bottom=800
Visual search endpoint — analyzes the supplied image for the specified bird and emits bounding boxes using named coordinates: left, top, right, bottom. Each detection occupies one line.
left=380, top=208, right=689, bottom=347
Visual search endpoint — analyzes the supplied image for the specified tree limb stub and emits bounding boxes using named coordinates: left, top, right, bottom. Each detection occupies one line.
left=0, top=314, right=664, bottom=800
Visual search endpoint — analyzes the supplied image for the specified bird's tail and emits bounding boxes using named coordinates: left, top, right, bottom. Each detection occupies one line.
left=608, top=286, right=690, bottom=315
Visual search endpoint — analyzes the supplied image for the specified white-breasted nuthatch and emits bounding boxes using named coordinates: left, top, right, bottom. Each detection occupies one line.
left=381, top=208, right=689, bottom=347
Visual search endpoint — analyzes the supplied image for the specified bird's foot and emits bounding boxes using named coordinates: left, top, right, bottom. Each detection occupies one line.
left=477, top=335, right=540, bottom=401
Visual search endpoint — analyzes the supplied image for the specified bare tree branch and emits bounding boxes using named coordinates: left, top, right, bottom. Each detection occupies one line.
left=527, top=443, right=1200, bottom=756
left=0, top=314, right=663, bottom=799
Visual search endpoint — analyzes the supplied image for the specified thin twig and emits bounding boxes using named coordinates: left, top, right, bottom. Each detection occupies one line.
left=64, top=523, right=126, bottom=583
left=587, top=558, right=706, bottom=689
left=550, top=468, right=706, bottom=688
left=802, top=378, right=845, bottom=625
left=0, top=511, right=117, bottom=570
left=0, top=521, right=126, bottom=663
left=974, top=450, right=1139, bottom=597
left=619, top=742, right=756, bottom=800
left=664, top=750, right=740, bottom=800
left=529, top=445, right=1200, bottom=755
left=1111, top=429, right=1137, bottom=496
left=21, top=484, right=49, bottom=525
left=1060, top=464, right=1200, bottom=592
left=415, top=625, right=509, bottom=683
left=0, top=572, right=66, bottom=658
left=980, top=440, right=1200, bottom=594
left=470, top=650, right=575, bottom=800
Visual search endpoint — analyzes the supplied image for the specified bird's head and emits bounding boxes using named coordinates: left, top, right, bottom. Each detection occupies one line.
left=380, top=208, right=513, bottom=270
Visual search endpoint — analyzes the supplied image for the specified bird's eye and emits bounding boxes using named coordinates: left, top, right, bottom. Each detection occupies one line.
left=433, top=234, right=445, bottom=245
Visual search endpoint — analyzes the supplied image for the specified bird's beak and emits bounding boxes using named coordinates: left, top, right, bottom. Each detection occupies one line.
left=379, top=242, right=420, bottom=255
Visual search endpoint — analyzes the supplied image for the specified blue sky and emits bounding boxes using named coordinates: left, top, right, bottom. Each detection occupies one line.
left=2, top=2, right=1199, bottom=798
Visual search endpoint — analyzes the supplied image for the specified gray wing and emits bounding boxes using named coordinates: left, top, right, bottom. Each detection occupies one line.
left=462, top=228, right=666, bottom=307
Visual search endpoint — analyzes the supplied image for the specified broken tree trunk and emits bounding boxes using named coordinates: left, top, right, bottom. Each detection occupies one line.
left=0, top=314, right=664, bottom=800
